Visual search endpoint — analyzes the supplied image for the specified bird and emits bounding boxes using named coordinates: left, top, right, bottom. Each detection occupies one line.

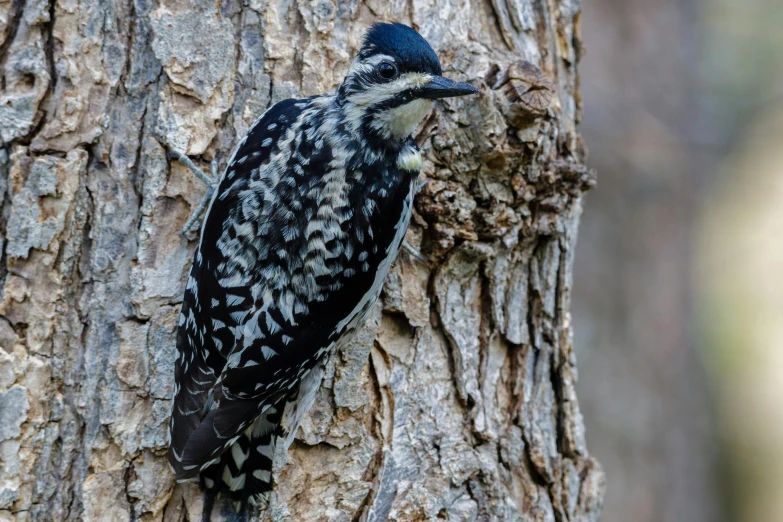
left=167, top=21, right=479, bottom=521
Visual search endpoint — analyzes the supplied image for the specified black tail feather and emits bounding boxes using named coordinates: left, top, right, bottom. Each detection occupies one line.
left=198, top=398, right=287, bottom=521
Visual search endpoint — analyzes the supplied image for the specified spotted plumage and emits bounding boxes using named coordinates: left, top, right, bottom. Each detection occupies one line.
left=168, top=22, right=478, bottom=520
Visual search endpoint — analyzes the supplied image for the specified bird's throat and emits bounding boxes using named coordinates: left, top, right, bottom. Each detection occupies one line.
left=373, top=98, right=434, bottom=141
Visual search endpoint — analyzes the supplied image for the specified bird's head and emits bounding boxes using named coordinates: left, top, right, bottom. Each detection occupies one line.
left=338, top=22, right=479, bottom=143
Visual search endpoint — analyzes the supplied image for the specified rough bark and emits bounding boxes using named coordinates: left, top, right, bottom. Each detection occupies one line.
left=0, top=1, right=603, bottom=521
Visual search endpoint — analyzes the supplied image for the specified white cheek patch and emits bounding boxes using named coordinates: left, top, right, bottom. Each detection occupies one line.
left=372, top=98, right=434, bottom=140
left=340, top=66, right=436, bottom=139
left=347, top=72, right=433, bottom=107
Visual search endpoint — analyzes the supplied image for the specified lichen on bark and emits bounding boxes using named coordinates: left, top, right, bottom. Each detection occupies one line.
left=0, top=1, right=603, bottom=521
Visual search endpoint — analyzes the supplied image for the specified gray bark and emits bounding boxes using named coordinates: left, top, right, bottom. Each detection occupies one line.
left=0, top=1, right=603, bottom=521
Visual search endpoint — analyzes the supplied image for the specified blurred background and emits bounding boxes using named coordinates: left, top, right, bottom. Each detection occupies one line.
left=573, top=0, right=783, bottom=521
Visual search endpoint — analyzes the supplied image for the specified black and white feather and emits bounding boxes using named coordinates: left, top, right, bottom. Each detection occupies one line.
left=167, top=22, right=478, bottom=520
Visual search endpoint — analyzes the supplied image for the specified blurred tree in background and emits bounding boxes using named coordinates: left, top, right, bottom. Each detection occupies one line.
left=698, top=1, right=783, bottom=521
left=575, top=0, right=783, bottom=521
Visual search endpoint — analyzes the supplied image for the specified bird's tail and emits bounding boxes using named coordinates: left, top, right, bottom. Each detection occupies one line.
left=198, top=360, right=328, bottom=521
left=199, top=399, right=287, bottom=522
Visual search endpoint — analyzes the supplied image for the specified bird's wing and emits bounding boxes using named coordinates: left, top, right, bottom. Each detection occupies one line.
left=168, top=94, right=415, bottom=480
left=168, top=97, right=310, bottom=478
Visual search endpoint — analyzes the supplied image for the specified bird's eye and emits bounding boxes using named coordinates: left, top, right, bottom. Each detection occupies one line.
left=376, top=62, right=398, bottom=81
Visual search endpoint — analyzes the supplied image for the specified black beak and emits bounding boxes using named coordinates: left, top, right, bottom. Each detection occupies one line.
left=417, top=76, right=480, bottom=99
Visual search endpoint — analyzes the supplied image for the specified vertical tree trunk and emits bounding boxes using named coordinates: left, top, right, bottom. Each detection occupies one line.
left=0, top=1, right=603, bottom=521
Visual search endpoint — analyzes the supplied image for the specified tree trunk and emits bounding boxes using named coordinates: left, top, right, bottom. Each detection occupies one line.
left=0, top=1, right=604, bottom=521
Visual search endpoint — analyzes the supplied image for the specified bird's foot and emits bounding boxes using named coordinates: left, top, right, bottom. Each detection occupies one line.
left=417, top=176, right=430, bottom=194
left=169, top=151, right=219, bottom=238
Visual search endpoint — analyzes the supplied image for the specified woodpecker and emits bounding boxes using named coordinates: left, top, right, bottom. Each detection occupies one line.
left=168, top=22, right=478, bottom=520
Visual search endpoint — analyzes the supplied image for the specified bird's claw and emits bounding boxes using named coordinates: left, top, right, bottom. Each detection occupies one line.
left=169, top=150, right=219, bottom=238
left=402, top=240, right=426, bottom=262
